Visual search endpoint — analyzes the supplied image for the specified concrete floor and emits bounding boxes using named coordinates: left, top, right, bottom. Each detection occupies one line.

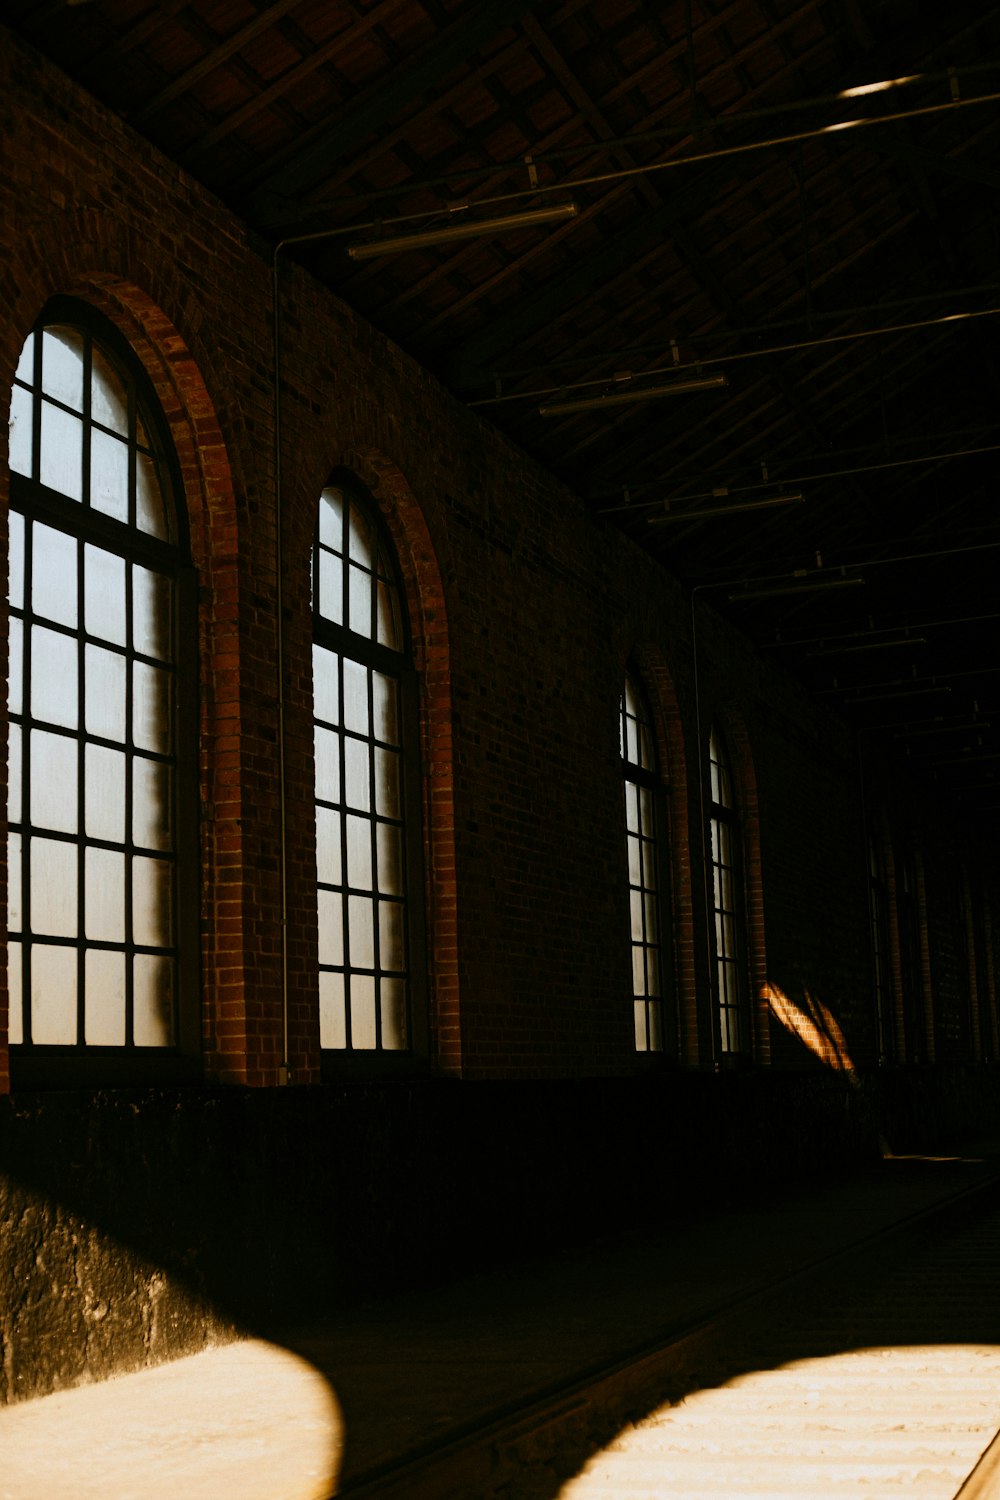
left=3, top=1147, right=1000, bottom=1499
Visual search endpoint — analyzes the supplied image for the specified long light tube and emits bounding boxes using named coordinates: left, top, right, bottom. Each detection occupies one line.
left=347, top=202, right=579, bottom=259
left=539, top=371, right=727, bottom=415
left=729, top=576, right=863, bottom=602
left=806, top=634, right=926, bottom=656
left=649, top=491, right=802, bottom=524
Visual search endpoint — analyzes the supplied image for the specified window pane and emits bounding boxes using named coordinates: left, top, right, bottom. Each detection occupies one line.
left=31, top=731, right=78, bottom=834
left=8, top=510, right=25, bottom=610
left=30, top=836, right=77, bottom=937
left=348, top=506, right=374, bottom=568
left=133, top=856, right=172, bottom=947
left=31, top=944, right=78, bottom=1044
left=624, top=781, right=639, bottom=834
left=31, top=627, right=78, bottom=730
left=136, top=453, right=168, bottom=539
left=40, top=404, right=83, bottom=502
left=342, top=658, right=368, bottom=734
left=32, top=523, right=78, bottom=627
left=85, top=847, right=126, bottom=942
left=374, top=748, right=400, bottom=819
left=8, top=943, right=23, bottom=1045
left=379, top=900, right=404, bottom=971
left=348, top=565, right=371, bottom=638
left=319, top=488, right=344, bottom=553
left=85, top=643, right=126, bottom=740
left=84, top=545, right=127, bottom=645
left=315, top=806, right=342, bottom=887
left=648, top=1000, right=663, bottom=1051
left=317, top=889, right=344, bottom=967
left=630, top=888, right=644, bottom=942
left=91, top=343, right=128, bottom=435
left=627, top=832, right=641, bottom=885
left=348, top=895, right=375, bottom=967
left=313, top=644, right=339, bottom=726
left=8, top=618, right=23, bottom=717
left=133, top=566, right=172, bottom=661
left=15, top=332, right=35, bottom=384
left=85, top=744, right=126, bottom=842
left=133, top=757, right=172, bottom=851
left=376, top=822, right=402, bottom=896
left=314, top=726, right=340, bottom=806
left=8, top=832, right=22, bottom=932
left=319, top=550, right=343, bottom=625
left=380, top=978, right=406, bottom=1050
left=319, top=970, right=346, bottom=1049
left=632, top=945, right=646, bottom=996
left=90, top=428, right=129, bottom=524
left=8, top=384, right=33, bottom=477
left=376, top=579, right=402, bottom=650
left=349, top=974, right=377, bottom=1049
left=345, top=813, right=373, bottom=891
left=8, top=724, right=21, bottom=824
left=633, top=998, right=647, bottom=1050
left=373, top=672, right=398, bottom=745
left=344, top=738, right=371, bottom=812
left=84, top=950, right=126, bottom=1046
left=41, top=328, right=84, bottom=410
left=133, top=954, right=174, bottom=1046
left=133, top=662, right=171, bottom=753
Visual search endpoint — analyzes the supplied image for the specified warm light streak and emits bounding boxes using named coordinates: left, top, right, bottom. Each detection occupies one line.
left=839, top=76, right=920, bottom=98
left=763, top=981, right=856, bottom=1073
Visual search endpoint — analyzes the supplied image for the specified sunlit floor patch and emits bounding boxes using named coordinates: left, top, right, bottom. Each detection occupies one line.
left=0, top=1338, right=343, bottom=1500
left=559, top=1344, right=1000, bottom=1499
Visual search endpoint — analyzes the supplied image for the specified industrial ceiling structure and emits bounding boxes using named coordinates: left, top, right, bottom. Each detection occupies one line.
left=7, top=0, right=1000, bottom=831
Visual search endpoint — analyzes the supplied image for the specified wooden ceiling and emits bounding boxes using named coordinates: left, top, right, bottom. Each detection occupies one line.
left=7, top=0, right=1000, bottom=831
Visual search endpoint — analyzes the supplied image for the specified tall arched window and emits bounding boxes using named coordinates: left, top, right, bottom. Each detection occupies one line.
left=621, top=673, right=665, bottom=1053
left=312, top=479, right=421, bottom=1058
left=709, top=725, right=747, bottom=1057
left=7, top=301, right=198, bottom=1080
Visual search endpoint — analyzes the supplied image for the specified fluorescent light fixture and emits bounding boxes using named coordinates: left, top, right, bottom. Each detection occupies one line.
left=539, top=371, right=727, bottom=415
left=649, top=492, right=802, bottom=525
left=728, top=576, right=863, bottom=602
left=347, top=202, right=579, bottom=259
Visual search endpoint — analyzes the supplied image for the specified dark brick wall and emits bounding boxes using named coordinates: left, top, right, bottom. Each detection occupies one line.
left=1, top=25, right=999, bottom=1402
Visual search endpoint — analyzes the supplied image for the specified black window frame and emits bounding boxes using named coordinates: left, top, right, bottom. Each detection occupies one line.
left=708, top=724, right=749, bottom=1060
left=620, top=670, right=673, bottom=1057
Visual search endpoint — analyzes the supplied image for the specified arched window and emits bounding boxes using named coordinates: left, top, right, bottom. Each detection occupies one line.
left=709, top=725, right=747, bottom=1057
left=7, top=301, right=198, bottom=1080
left=312, top=479, right=421, bottom=1058
left=621, top=673, right=665, bottom=1053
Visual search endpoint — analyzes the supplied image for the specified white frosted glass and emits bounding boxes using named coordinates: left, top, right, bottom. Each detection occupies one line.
left=133, top=757, right=172, bottom=851
left=85, top=643, right=127, bottom=741
left=134, top=566, right=174, bottom=661
left=349, top=973, right=377, bottom=1049
left=133, top=954, right=174, bottom=1046
left=8, top=724, right=21, bottom=824
left=15, top=331, right=35, bottom=384
left=8, top=618, right=23, bottom=715
left=41, top=328, right=84, bottom=410
left=644, top=893, right=659, bottom=944
left=84, top=545, right=127, bottom=645
left=632, top=944, right=646, bottom=996
left=8, top=942, right=23, bottom=1045
left=372, top=672, right=398, bottom=745
left=378, top=900, right=404, bottom=972
left=8, top=385, right=33, bottom=477
left=32, top=522, right=78, bottom=626
left=314, top=726, right=340, bottom=806
left=638, top=719, right=655, bottom=771
left=633, top=998, right=647, bottom=1051
left=31, top=943, right=78, bottom=1044
left=374, top=748, right=399, bottom=819
left=348, top=895, right=375, bottom=967
left=344, top=737, right=371, bottom=812
left=319, top=970, right=346, bottom=1049
left=312, top=643, right=339, bottom=725
left=647, top=945, right=661, bottom=998
left=85, top=743, right=126, bottom=842
left=625, top=709, right=638, bottom=765
left=7, top=833, right=21, bottom=931
left=8, top=510, right=25, bottom=609
left=40, top=403, right=83, bottom=502
left=31, top=835, right=77, bottom=937
left=342, top=658, right=368, bottom=734
left=376, top=579, right=402, bottom=650
left=375, top=822, right=402, bottom=897
left=649, top=999, right=663, bottom=1051
left=91, top=343, right=128, bottom=435
left=380, top=978, right=406, bottom=1050
left=319, top=488, right=344, bottom=552
left=345, top=813, right=372, bottom=891
left=32, top=626, right=78, bottom=729
left=624, top=781, right=639, bottom=834
left=84, top=950, right=126, bottom=1046
left=30, top=731, right=77, bottom=833
left=348, top=565, right=371, bottom=638
left=319, top=550, right=343, bottom=625
left=315, top=806, right=342, bottom=887
left=133, top=662, right=170, bottom=753
left=630, top=888, right=643, bottom=942
left=84, top=847, right=125, bottom=941
left=136, top=452, right=168, bottom=539
left=90, top=428, right=129, bottom=524
left=627, top=832, right=641, bottom=885
left=317, top=889, right=343, bottom=966
left=132, top=855, right=172, bottom=947
left=347, top=506, right=374, bottom=567
left=639, top=785, right=654, bottom=837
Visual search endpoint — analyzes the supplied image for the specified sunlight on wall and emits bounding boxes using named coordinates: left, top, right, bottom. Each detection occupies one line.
left=763, top=980, right=856, bottom=1074
left=559, top=1343, right=1000, bottom=1498
left=0, top=1339, right=343, bottom=1500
